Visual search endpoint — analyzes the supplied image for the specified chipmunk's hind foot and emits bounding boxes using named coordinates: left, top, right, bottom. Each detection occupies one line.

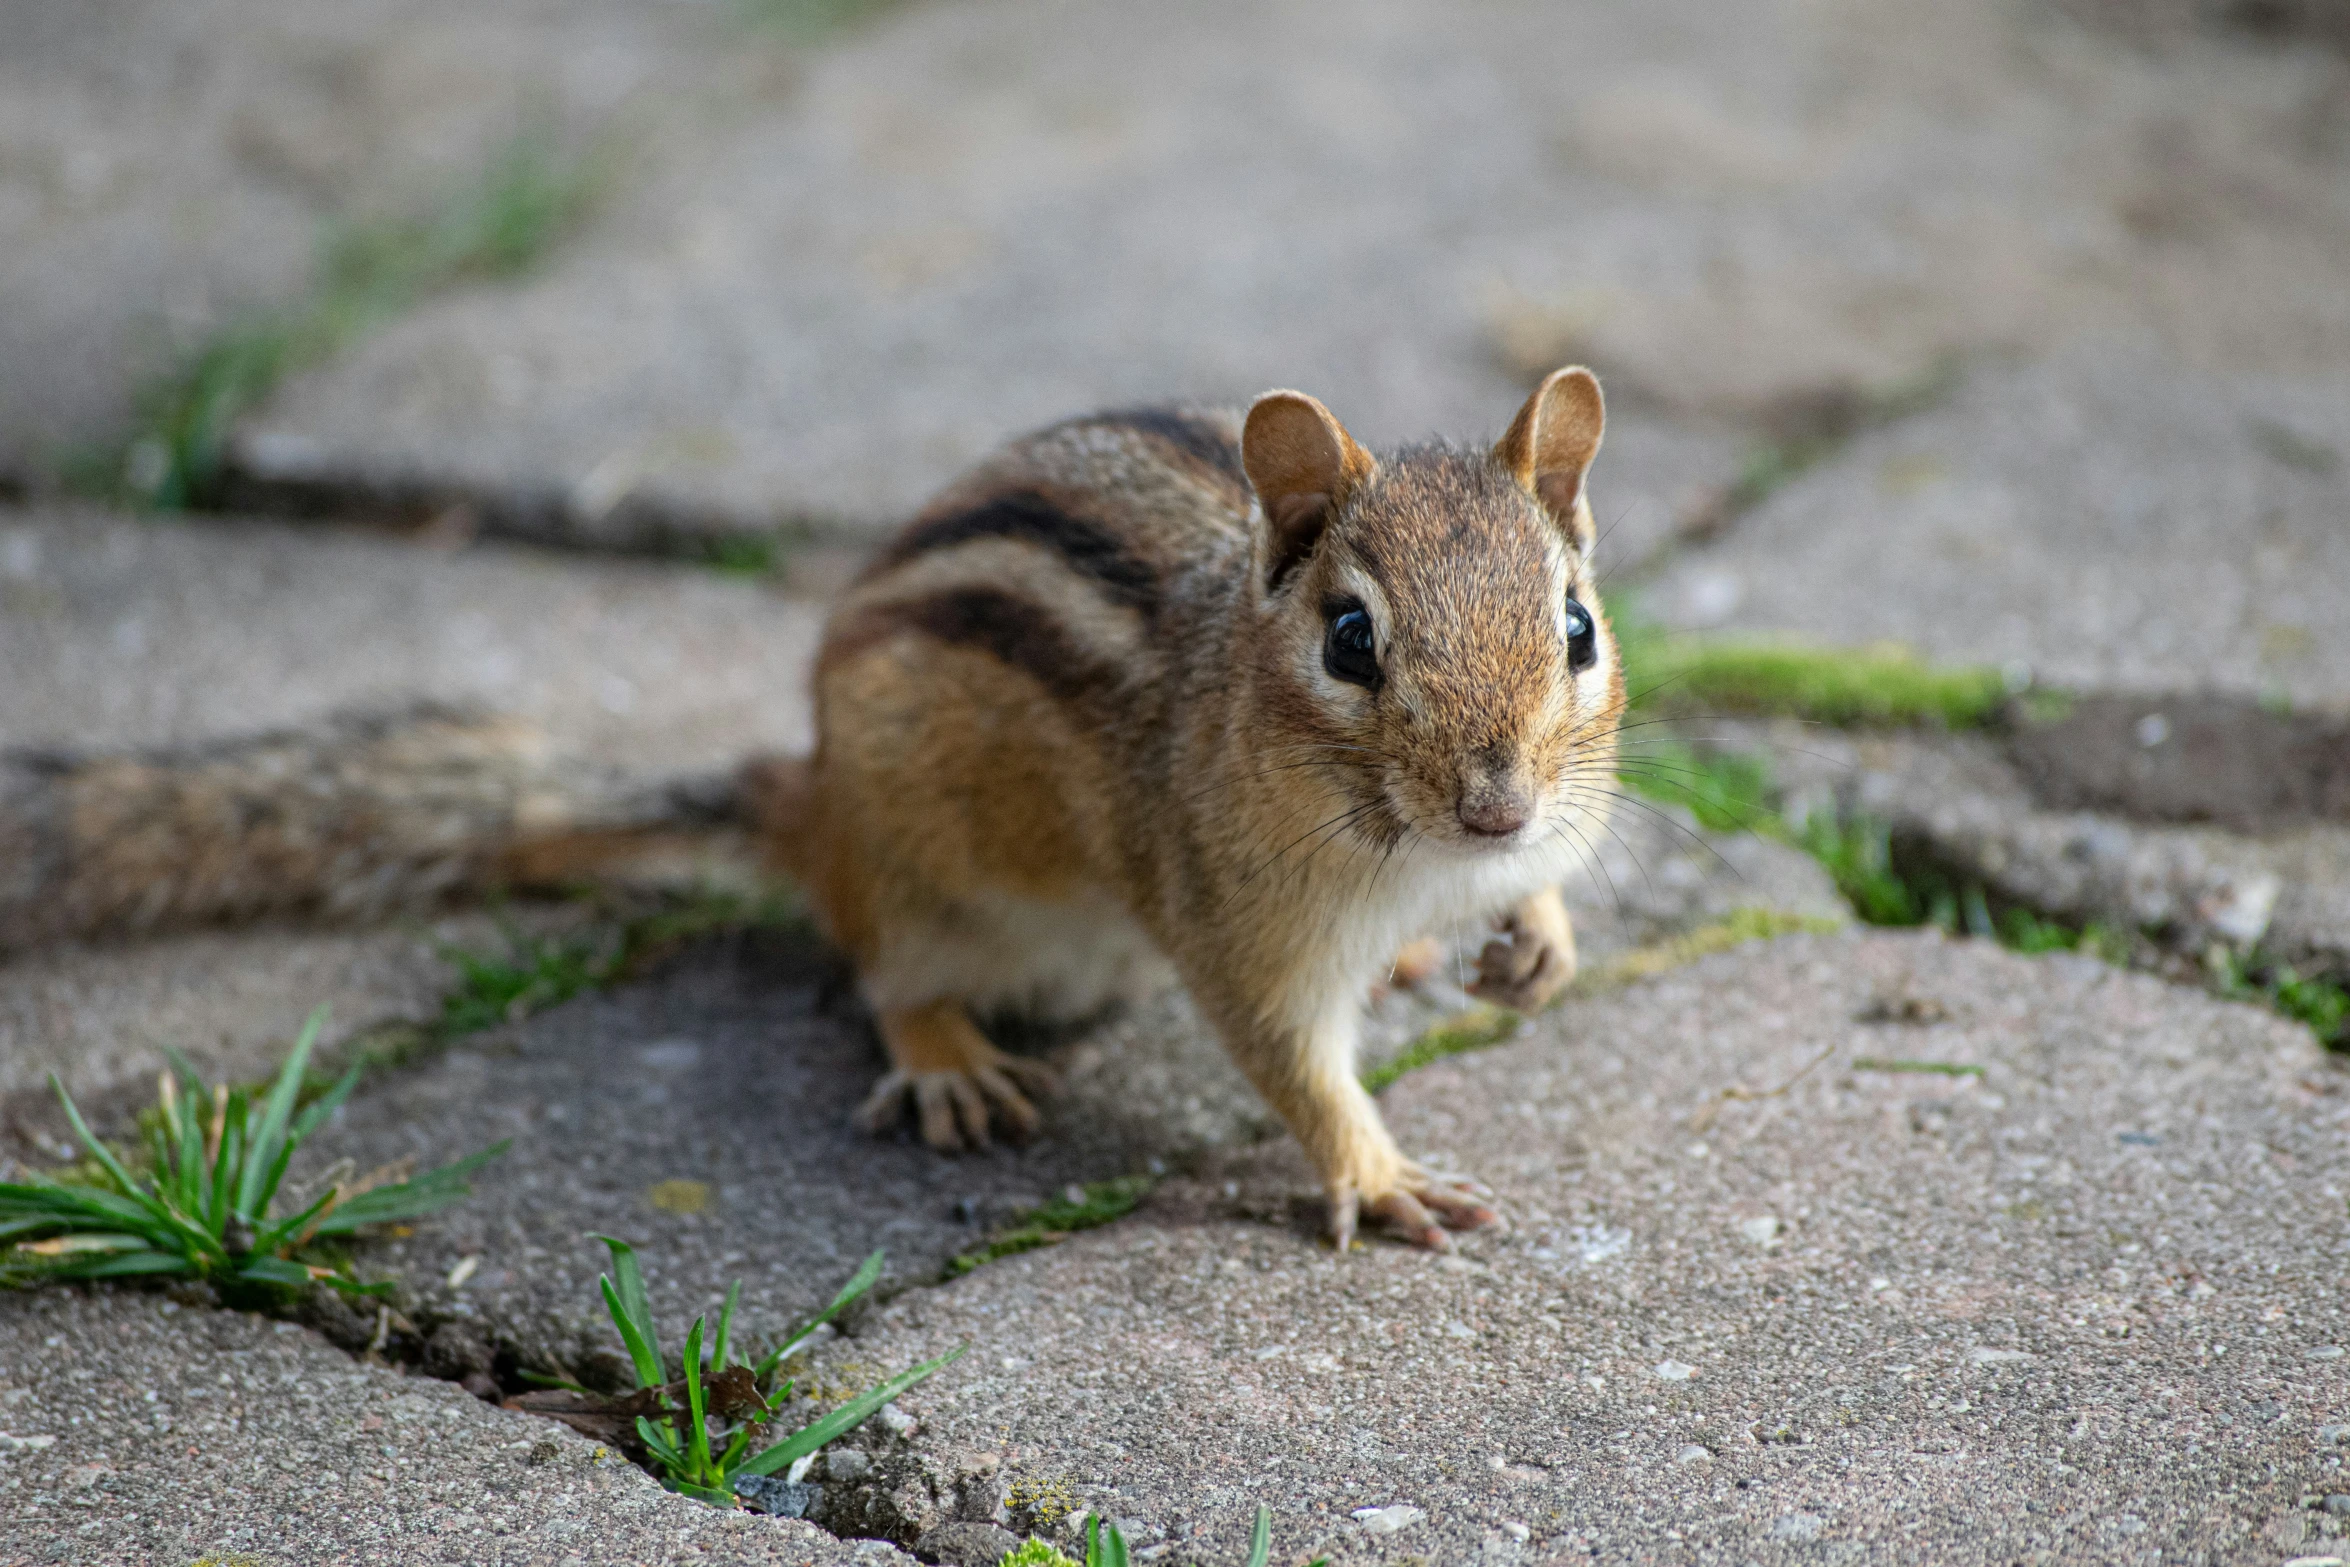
left=858, top=1000, right=1061, bottom=1152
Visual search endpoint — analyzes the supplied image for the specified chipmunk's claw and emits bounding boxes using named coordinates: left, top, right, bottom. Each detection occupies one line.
left=1327, top=1186, right=1360, bottom=1254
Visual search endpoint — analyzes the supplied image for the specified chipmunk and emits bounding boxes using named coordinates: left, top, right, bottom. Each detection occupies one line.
left=751, top=368, right=1623, bottom=1251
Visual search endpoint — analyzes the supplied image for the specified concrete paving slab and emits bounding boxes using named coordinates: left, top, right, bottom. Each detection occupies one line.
left=0, top=505, right=821, bottom=769
left=0, top=914, right=558, bottom=1115
left=1643, top=345, right=2350, bottom=708
left=0, top=0, right=724, bottom=485
left=808, top=930, right=2350, bottom=1564
left=236, top=0, right=2350, bottom=560
left=0, top=1285, right=909, bottom=1567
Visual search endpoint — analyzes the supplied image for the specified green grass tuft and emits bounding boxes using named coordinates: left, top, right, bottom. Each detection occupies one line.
left=944, top=1176, right=1154, bottom=1278
left=90, top=134, right=603, bottom=511
left=2, top=1008, right=503, bottom=1300
left=583, top=1238, right=960, bottom=1508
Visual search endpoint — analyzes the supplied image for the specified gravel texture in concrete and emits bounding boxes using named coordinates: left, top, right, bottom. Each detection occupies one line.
left=0, top=506, right=820, bottom=770
left=0, top=1286, right=912, bottom=1566
left=809, top=930, right=2350, bottom=1565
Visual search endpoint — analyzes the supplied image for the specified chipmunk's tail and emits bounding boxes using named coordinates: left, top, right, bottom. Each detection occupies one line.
left=735, top=752, right=818, bottom=881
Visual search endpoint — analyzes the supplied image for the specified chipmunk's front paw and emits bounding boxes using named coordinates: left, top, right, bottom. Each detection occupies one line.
left=1466, top=890, right=1576, bottom=1012
left=1328, top=1166, right=1503, bottom=1253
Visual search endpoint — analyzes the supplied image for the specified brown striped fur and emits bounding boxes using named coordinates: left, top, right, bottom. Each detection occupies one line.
left=762, top=371, right=1625, bottom=1251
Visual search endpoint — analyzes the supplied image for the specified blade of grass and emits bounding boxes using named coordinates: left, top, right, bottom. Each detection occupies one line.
left=592, top=1235, right=661, bottom=1374
left=70, top=1250, right=192, bottom=1278
left=636, top=1414, right=684, bottom=1469
left=0, top=1180, right=174, bottom=1238
left=206, top=1106, right=242, bottom=1235
left=49, top=1074, right=150, bottom=1201
left=601, top=1275, right=665, bottom=1391
left=238, top=1007, right=327, bottom=1216
left=1246, top=1504, right=1271, bottom=1567
left=681, top=1317, right=714, bottom=1483
left=235, top=1255, right=319, bottom=1288
left=313, top=1141, right=509, bottom=1232
left=758, top=1249, right=883, bottom=1376
left=736, top=1344, right=964, bottom=1479
left=251, top=1184, right=342, bottom=1257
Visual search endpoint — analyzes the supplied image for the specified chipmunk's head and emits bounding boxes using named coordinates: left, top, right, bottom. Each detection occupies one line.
left=1240, top=368, right=1625, bottom=860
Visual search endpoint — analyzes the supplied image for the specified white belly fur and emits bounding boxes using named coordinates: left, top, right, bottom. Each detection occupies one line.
left=861, top=886, right=1178, bottom=1021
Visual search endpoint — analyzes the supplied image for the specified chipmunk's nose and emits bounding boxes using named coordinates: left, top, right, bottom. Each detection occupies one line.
left=1457, top=747, right=1534, bottom=837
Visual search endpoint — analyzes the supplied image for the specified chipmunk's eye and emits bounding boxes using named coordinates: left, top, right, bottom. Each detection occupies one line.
left=1563, top=597, right=1597, bottom=673
left=1324, top=602, right=1380, bottom=688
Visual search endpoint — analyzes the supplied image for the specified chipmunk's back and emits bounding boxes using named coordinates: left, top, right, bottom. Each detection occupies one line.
left=824, top=406, right=1255, bottom=721
left=783, top=408, right=1262, bottom=992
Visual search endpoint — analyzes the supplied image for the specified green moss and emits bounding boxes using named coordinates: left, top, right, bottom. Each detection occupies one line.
left=1627, top=637, right=2010, bottom=728
left=999, top=1541, right=1083, bottom=1567
left=1851, top=1058, right=1985, bottom=1078
left=702, top=532, right=792, bottom=578
left=1361, top=1007, right=1523, bottom=1094
left=944, top=1176, right=1155, bottom=1278
left=430, top=887, right=806, bottom=1041
left=1584, top=908, right=1846, bottom=991
left=85, top=133, right=604, bottom=511
left=737, top=0, right=898, bottom=42
left=437, top=923, right=616, bottom=1037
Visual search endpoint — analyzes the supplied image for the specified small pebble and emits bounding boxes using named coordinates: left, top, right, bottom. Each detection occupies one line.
left=735, top=1475, right=819, bottom=1517
left=1352, top=1505, right=1423, bottom=1535
left=2325, top=1495, right=2350, bottom=1517
left=1675, top=1444, right=1712, bottom=1464
left=1654, top=1360, right=1695, bottom=1381
left=825, top=1448, right=872, bottom=1482
left=876, top=1401, right=919, bottom=1440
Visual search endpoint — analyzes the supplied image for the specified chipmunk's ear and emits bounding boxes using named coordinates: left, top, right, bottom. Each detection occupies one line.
left=1496, top=367, right=1605, bottom=557
left=1243, top=390, right=1376, bottom=591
